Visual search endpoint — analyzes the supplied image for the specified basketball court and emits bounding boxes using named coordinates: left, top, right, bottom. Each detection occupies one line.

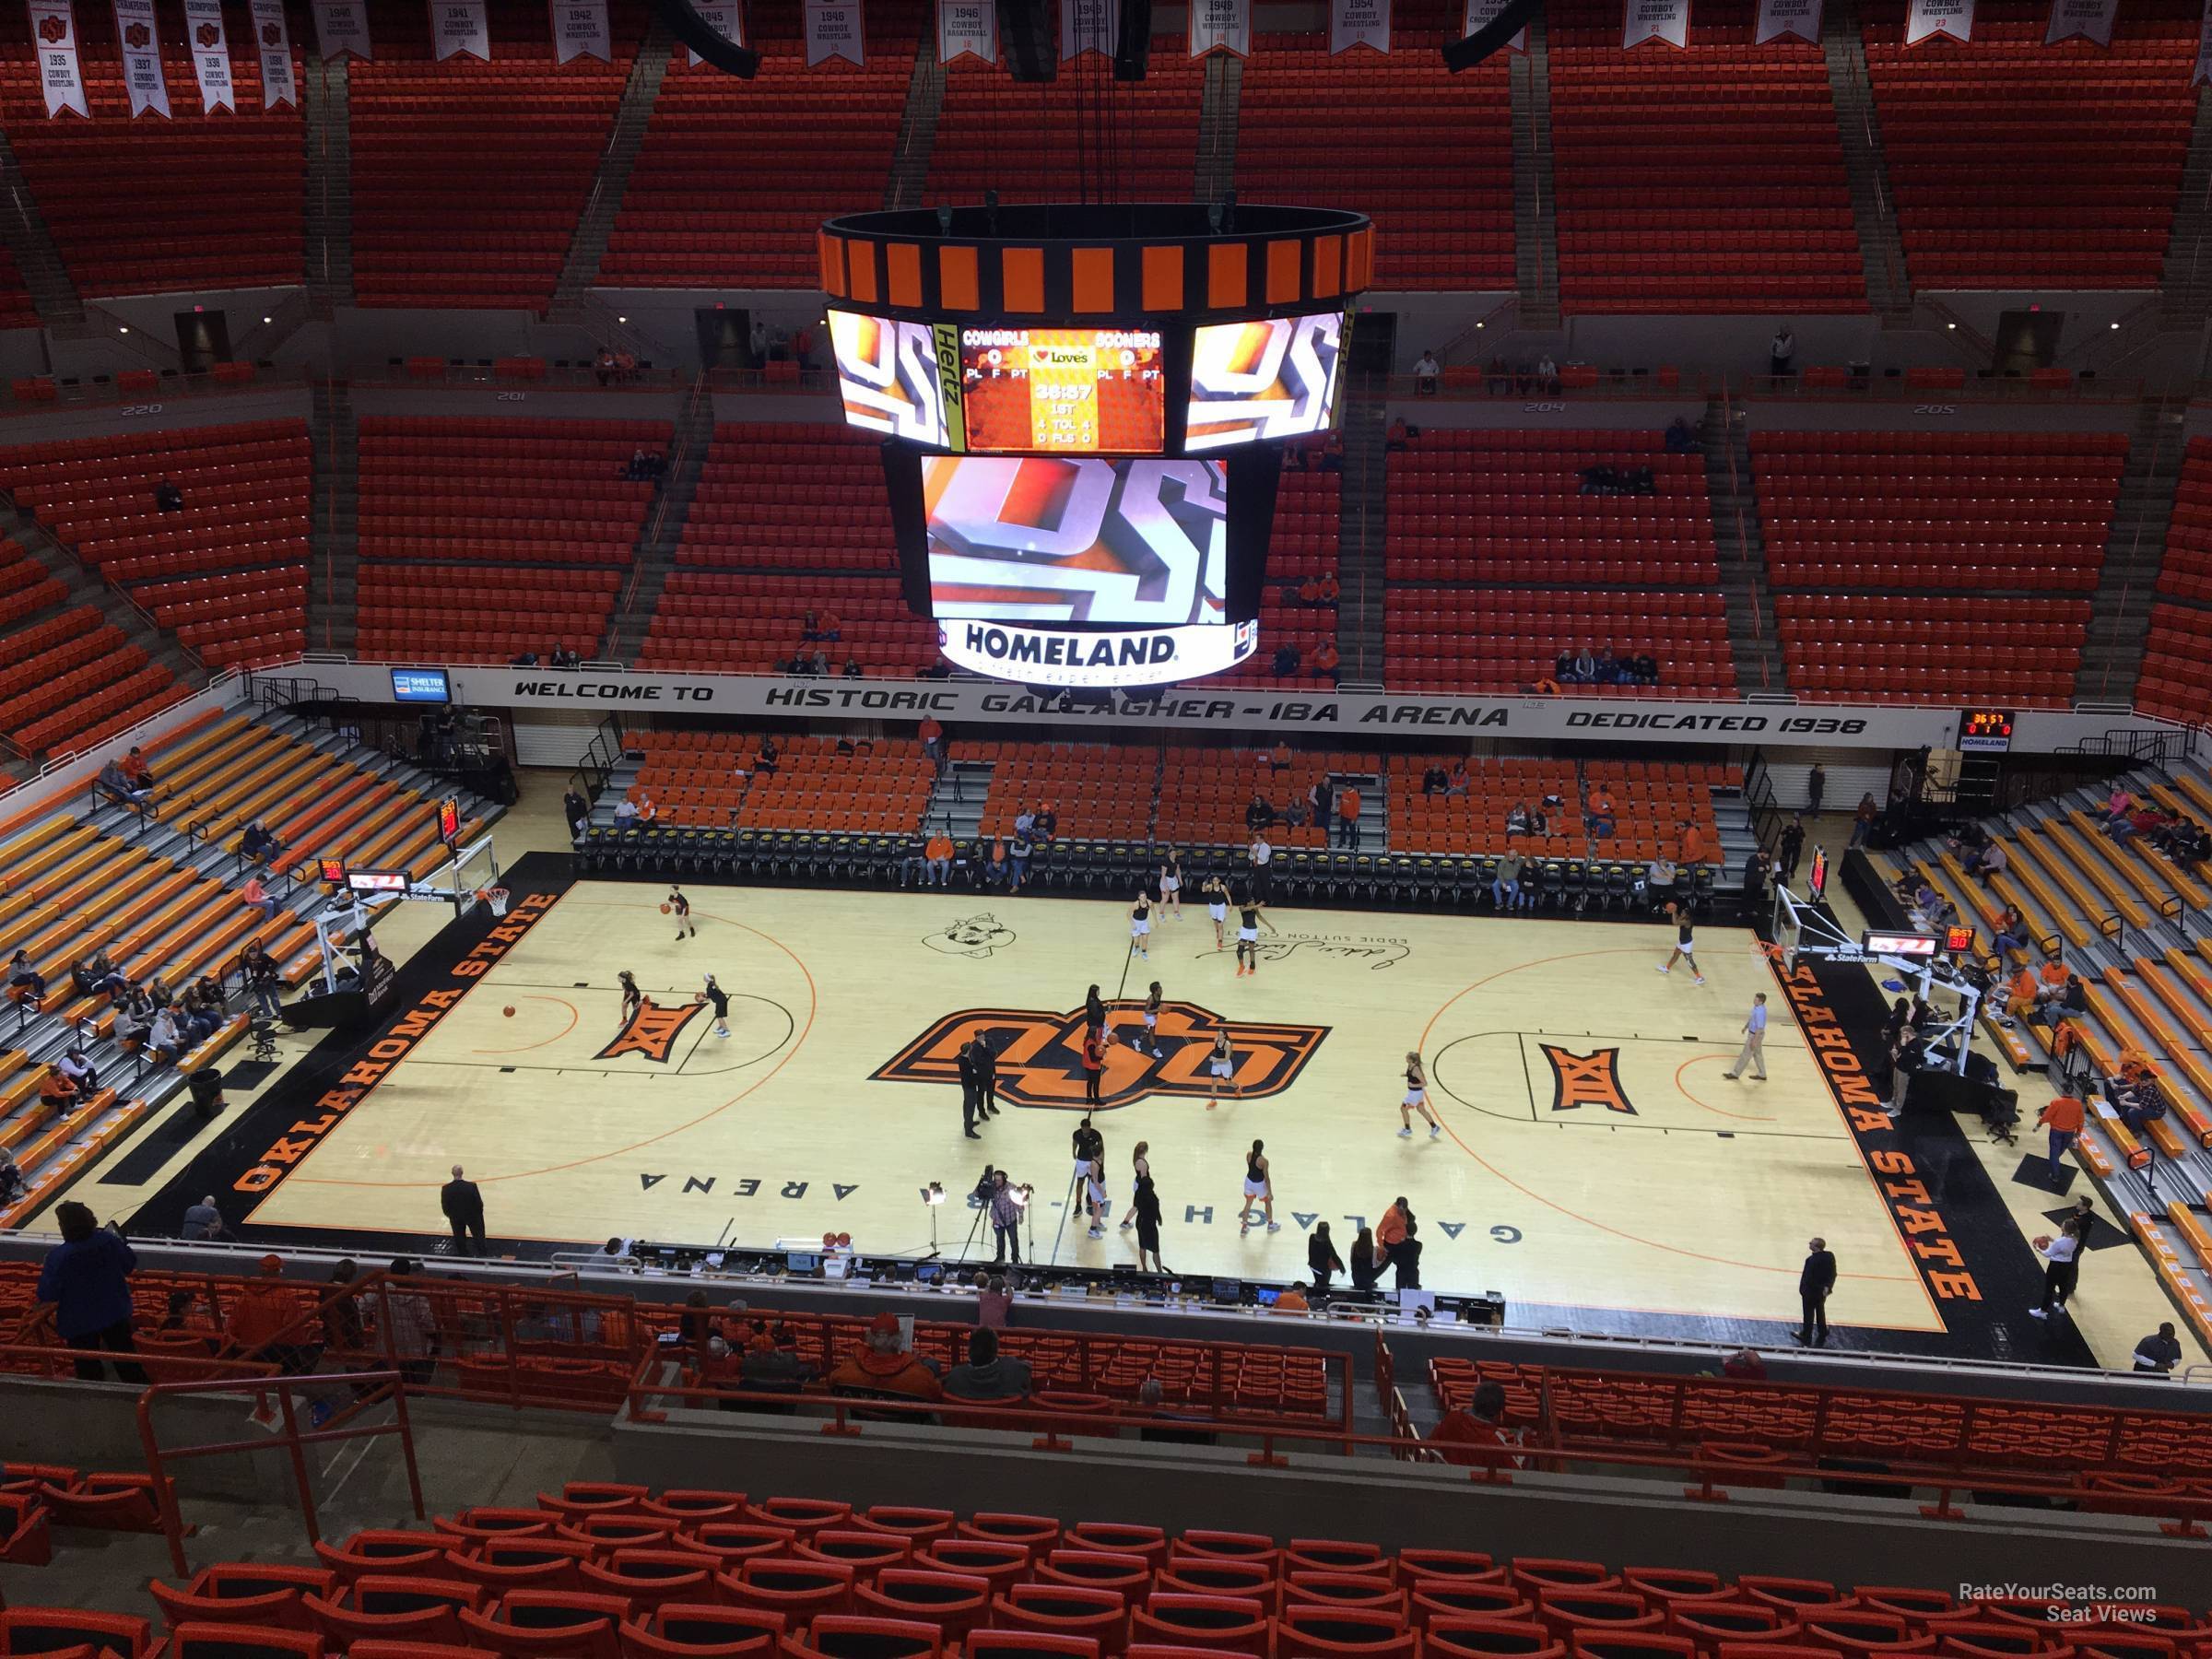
left=133, top=858, right=1984, bottom=1343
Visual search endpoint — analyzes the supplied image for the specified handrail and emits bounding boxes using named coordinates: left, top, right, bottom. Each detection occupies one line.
left=623, top=1372, right=2212, bottom=1535
left=136, top=1368, right=422, bottom=1576
left=1715, top=385, right=1768, bottom=685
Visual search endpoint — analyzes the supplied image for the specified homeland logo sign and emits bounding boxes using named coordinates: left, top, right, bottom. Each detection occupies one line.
left=941, top=619, right=1259, bottom=689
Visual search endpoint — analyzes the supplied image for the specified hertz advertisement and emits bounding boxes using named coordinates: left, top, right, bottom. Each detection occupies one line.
left=1184, top=311, right=1346, bottom=452
left=827, top=310, right=956, bottom=450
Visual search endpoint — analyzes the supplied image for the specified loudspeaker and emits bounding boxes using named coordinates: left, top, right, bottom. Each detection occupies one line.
left=655, top=0, right=760, bottom=77
left=1441, top=0, right=1544, bottom=69
left=1113, top=0, right=1152, bottom=78
left=998, top=0, right=1057, bottom=80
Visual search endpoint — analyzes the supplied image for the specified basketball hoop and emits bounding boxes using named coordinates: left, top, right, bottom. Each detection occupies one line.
left=481, top=887, right=510, bottom=918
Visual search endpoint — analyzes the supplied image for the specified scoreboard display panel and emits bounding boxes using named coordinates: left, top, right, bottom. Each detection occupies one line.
left=959, top=325, right=1166, bottom=454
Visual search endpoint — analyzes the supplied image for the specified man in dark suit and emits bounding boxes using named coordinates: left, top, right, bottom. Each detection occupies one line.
left=1794, top=1236, right=1836, bottom=1346
left=441, top=1165, right=487, bottom=1254
left=969, top=1038, right=999, bottom=1121
left=958, top=1045, right=982, bottom=1139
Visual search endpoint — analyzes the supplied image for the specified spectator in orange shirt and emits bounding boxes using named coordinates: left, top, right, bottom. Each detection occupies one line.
left=2006, top=965, right=2041, bottom=1021
left=1273, top=1283, right=1310, bottom=1314
left=1313, top=641, right=1340, bottom=683
left=1430, top=1379, right=1524, bottom=1469
left=1270, top=741, right=1291, bottom=771
left=2037, top=1094, right=2085, bottom=1185
left=1678, top=822, right=1707, bottom=867
left=918, top=714, right=945, bottom=763
left=1376, top=1195, right=1412, bottom=1258
left=224, top=1254, right=317, bottom=1375
left=1335, top=786, right=1363, bottom=851
left=825, top=1312, right=943, bottom=1407
left=924, top=829, right=954, bottom=888
left=241, top=874, right=281, bottom=923
left=1587, top=785, right=1616, bottom=839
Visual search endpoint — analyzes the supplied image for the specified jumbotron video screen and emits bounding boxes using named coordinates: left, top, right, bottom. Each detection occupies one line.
left=920, top=455, right=1226, bottom=627
left=959, top=326, right=1167, bottom=454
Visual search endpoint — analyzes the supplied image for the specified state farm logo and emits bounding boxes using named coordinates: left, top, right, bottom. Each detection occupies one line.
left=874, top=1001, right=1327, bottom=1112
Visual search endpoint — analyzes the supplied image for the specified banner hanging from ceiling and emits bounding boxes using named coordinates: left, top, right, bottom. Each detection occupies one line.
left=182, top=0, right=234, bottom=110
left=1329, top=0, right=1390, bottom=53
left=551, top=0, right=612, bottom=60
left=1060, top=0, right=1118, bottom=56
left=686, top=1, right=744, bottom=62
left=1754, top=0, right=1823, bottom=42
left=29, top=1, right=88, bottom=117
left=1904, top=0, right=1973, bottom=42
left=114, top=0, right=171, bottom=116
left=430, top=0, right=491, bottom=59
left=310, top=0, right=372, bottom=59
left=1462, top=0, right=1525, bottom=53
left=1188, top=0, right=1249, bottom=55
left=250, top=0, right=297, bottom=105
left=2043, top=0, right=2115, bottom=41
left=805, top=0, right=864, bottom=63
left=939, top=0, right=996, bottom=61
left=1623, top=0, right=1690, bottom=47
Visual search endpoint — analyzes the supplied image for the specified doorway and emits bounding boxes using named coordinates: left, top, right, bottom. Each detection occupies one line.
left=172, top=310, right=231, bottom=372
left=1991, top=310, right=2062, bottom=377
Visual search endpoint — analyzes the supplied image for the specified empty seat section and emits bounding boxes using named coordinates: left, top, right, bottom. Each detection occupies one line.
left=2136, top=438, right=2212, bottom=721
left=1220, top=467, right=1340, bottom=689
left=0, top=9, right=302, bottom=295
left=603, top=0, right=920, bottom=288
left=1233, top=31, right=1514, bottom=291
left=350, top=0, right=644, bottom=310
left=1861, top=0, right=2197, bottom=289
left=1547, top=0, right=1863, bottom=314
left=924, top=37, right=1201, bottom=205
left=640, top=421, right=939, bottom=676
left=624, top=729, right=935, bottom=832
left=1753, top=429, right=2122, bottom=703
left=1384, top=428, right=1730, bottom=695
left=353, top=415, right=668, bottom=662
left=980, top=742, right=1159, bottom=842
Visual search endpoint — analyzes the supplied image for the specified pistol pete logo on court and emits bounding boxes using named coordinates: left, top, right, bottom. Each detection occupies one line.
left=873, top=1002, right=1328, bottom=1111
left=597, top=998, right=709, bottom=1063
left=1540, top=1044, right=1638, bottom=1115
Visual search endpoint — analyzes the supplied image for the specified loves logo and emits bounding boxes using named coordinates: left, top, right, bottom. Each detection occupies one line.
left=875, top=1000, right=1328, bottom=1111
left=39, top=14, right=67, bottom=41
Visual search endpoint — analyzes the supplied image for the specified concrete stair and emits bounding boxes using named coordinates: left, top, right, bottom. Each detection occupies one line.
left=303, top=56, right=355, bottom=314
left=2159, top=87, right=2212, bottom=334
left=1822, top=0, right=1912, bottom=323
left=0, top=126, right=84, bottom=327
left=1334, top=315, right=1394, bottom=688
left=1194, top=53, right=1242, bottom=205
left=554, top=19, right=674, bottom=305
left=308, top=379, right=360, bottom=654
left=608, top=376, right=715, bottom=660
left=0, top=499, right=205, bottom=690
left=924, top=759, right=989, bottom=840
left=1701, top=399, right=1787, bottom=696
left=1509, top=16, right=1562, bottom=331
left=2076, top=396, right=2190, bottom=707
left=884, top=39, right=947, bottom=210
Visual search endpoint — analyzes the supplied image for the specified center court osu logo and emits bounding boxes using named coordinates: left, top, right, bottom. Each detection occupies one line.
left=596, top=998, right=707, bottom=1063
left=1540, top=1044, right=1637, bottom=1115
left=875, top=1002, right=1328, bottom=1112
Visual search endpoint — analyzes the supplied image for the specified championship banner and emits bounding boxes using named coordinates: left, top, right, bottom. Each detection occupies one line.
left=551, top=0, right=611, bottom=60
left=251, top=0, right=297, bottom=107
left=1623, top=0, right=1690, bottom=47
left=182, top=0, right=234, bottom=112
left=1463, top=0, right=1524, bottom=54
left=1189, top=0, right=1250, bottom=55
left=28, top=1, right=88, bottom=118
left=1904, top=0, right=1972, bottom=41
left=805, top=0, right=864, bottom=63
left=2197, top=0, right=2212, bottom=79
left=1329, top=0, right=1390, bottom=54
left=1060, top=0, right=1118, bottom=57
left=310, top=0, right=372, bottom=59
left=1755, top=0, right=1822, bottom=42
left=2044, top=0, right=2115, bottom=41
left=113, top=0, right=171, bottom=117
left=430, top=0, right=492, bottom=59
left=686, top=1, right=744, bottom=63
left=938, top=0, right=996, bottom=62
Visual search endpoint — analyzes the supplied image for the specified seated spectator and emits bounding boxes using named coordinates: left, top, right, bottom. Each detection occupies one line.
left=1665, top=417, right=1700, bottom=453
left=1245, top=793, right=1276, bottom=832
left=1527, top=806, right=1548, bottom=837
left=612, top=796, right=638, bottom=827
left=1273, top=1282, right=1310, bottom=1313
left=1505, top=802, right=1530, bottom=835
left=154, top=477, right=184, bottom=512
left=56, top=1045, right=97, bottom=1093
left=74, top=950, right=125, bottom=999
left=825, top=1311, right=943, bottom=1404
left=1312, top=641, right=1340, bottom=682
left=40, top=1065, right=81, bottom=1112
left=1631, top=653, right=1658, bottom=684
left=1385, top=417, right=1411, bottom=452
left=223, top=1254, right=318, bottom=1374
left=1642, top=856, right=1678, bottom=901
left=1013, top=806, right=1037, bottom=843
left=740, top=1326, right=817, bottom=1395
left=1491, top=852, right=1523, bottom=911
left=1586, top=785, right=1616, bottom=839
left=1445, top=762, right=1469, bottom=796
left=2098, top=786, right=2136, bottom=827
left=755, top=736, right=779, bottom=774
left=97, top=758, right=149, bottom=806
left=1320, top=431, right=1344, bottom=471
left=511, top=652, right=540, bottom=667
left=147, top=1006, right=185, bottom=1065
left=1678, top=821, right=1708, bottom=868
left=551, top=646, right=580, bottom=668
left=1430, top=1379, right=1523, bottom=1469
left=0, top=1148, right=25, bottom=1208
left=115, top=987, right=153, bottom=1049
left=239, top=820, right=283, bottom=865
left=7, top=948, right=45, bottom=1005
left=1570, top=644, right=1597, bottom=682
left=944, top=1326, right=1032, bottom=1403
left=924, top=828, right=955, bottom=888
left=1422, top=765, right=1448, bottom=795
left=1536, top=353, right=1558, bottom=389
left=1272, top=642, right=1303, bottom=677
left=1034, top=804, right=1058, bottom=841
left=2109, top=806, right=2171, bottom=848
left=241, top=874, right=281, bottom=923
left=1721, top=1347, right=1767, bottom=1382
left=842, top=657, right=863, bottom=678
left=1963, top=839, right=2007, bottom=882
left=1992, top=905, right=2030, bottom=959
left=2004, top=964, right=2041, bottom=1022
left=121, top=747, right=155, bottom=790
left=2149, top=818, right=2211, bottom=863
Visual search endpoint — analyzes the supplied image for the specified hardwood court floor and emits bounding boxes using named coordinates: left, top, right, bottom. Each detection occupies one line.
left=237, top=878, right=1945, bottom=1337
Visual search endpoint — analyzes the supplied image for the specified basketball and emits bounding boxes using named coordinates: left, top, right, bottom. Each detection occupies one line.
left=660, top=902, right=672, bottom=913
left=502, top=1006, right=515, bottom=1018
left=2033, top=1235, right=2052, bottom=1252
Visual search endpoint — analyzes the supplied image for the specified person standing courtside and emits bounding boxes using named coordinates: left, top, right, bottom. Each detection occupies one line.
left=959, top=1042, right=983, bottom=1139
left=441, top=1165, right=487, bottom=1255
left=1793, top=1236, right=1836, bottom=1346
left=970, top=1037, right=999, bottom=1120
left=1724, top=993, right=1770, bottom=1081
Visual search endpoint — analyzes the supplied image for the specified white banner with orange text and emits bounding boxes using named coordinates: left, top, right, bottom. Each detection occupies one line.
left=1623, top=0, right=1689, bottom=46
left=430, top=0, right=491, bottom=59
left=805, top=0, right=864, bottom=64
left=28, top=1, right=88, bottom=117
left=686, top=0, right=745, bottom=62
left=114, top=0, right=171, bottom=116
left=310, top=0, right=371, bottom=59
left=1755, top=0, right=1822, bottom=42
left=183, top=0, right=235, bottom=111
left=551, top=0, right=611, bottom=60
left=1905, top=0, right=1973, bottom=41
left=251, top=0, right=297, bottom=105
left=1189, top=0, right=1250, bottom=55
left=1061, top=0, right=1118, bottom=56
left=938, top=0, right=995, bottom=62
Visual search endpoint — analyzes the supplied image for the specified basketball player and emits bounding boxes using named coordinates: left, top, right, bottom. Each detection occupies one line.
left=699, top=973, right=730, bottom=1039
left=1239, top=1138, right=1278, bottom=1235
left=1085, top=982, right=1106, bottom=1033
left=1119, top=1139, right=1152, bottom=1230
left=1159, top=853, right=1182, bottom=922
left=1128, top=889, right=1154, bottom=960
left=618, top=971, right=642, bottom=1024
left=1656, top=902, right=1706, bottom=986
left=1140, top=981, right=1164, bottom=1057
left=1072, top=1114, right=1106, bottom=1230
left=1234, top=894, right=1277, bottom=977
left=1204, top=874, right=1231, bottom=950
left=1081, top=1022, right=1110, bottom=1108
left=1207, top=1027, right=1236, bottom=1108
left=1398, top=1051, right=1441, bottom=1137
left=1084, top=1147, right=1110, bottom=1240
left=667, top=885, right=695, bottom=941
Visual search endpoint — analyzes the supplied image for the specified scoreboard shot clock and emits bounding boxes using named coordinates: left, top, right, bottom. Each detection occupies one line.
left=1959, top=709, right=2016, bottom=753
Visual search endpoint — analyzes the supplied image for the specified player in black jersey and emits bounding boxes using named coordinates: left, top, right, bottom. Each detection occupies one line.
left=1128, top=890, right=1154, bottom=960
left=1233, top=896, right=1276, bottom=977
left=618, top=971, right=642, bottom=1026
left=667, top=885, right=695, bottom=941
left=699, top=973, right=730, bottom=1039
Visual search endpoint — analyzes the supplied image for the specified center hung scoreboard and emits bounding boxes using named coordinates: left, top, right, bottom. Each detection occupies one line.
left=818, top=203, right=1372, bottom=689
